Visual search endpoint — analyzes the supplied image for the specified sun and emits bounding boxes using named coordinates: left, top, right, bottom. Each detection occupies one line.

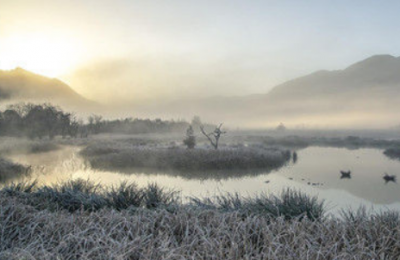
left=0, top=33, right=82, bottom=78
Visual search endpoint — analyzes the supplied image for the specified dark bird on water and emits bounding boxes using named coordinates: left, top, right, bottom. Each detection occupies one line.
left=383, top=173, right=396, bottom=183
left=340, top=170, right=351, bottom=179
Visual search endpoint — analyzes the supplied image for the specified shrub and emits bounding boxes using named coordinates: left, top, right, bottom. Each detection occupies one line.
left=183, top=125, right=196, bottom=149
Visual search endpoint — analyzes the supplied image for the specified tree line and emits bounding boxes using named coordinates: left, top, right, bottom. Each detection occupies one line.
left=0, top=103, right=80, bottom=139
left=0, top=103, right=209, bottom=139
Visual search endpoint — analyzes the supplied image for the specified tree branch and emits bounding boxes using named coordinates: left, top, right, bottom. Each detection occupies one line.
left=200, top=126, right=217, bottom=149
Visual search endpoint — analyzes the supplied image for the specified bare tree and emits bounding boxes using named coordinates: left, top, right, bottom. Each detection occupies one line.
left=200, top=123, right=226, bottom=150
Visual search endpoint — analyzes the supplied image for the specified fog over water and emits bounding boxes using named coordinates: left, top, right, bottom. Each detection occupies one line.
left=5, top=145, right=400, bottom=215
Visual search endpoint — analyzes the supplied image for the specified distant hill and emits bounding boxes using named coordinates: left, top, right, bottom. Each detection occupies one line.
left=267, top=54, right=400, bottom=105
left=3, top=55, right=400, bottom=128
left=255, top=54, right=400, bottom=127
left=0, top=68, right=95, bottom=110
left=133, top=55, right=400, bottom=128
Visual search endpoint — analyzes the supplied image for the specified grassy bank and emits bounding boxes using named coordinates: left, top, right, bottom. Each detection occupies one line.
left=1, top=180, right=323, bottom=219
left=247, top=135, right=400, bottom=149
left=0, top=157, right=30, bottom=181
left=384, top=147, right=400, bottom=160
left=81, top=142, right=291, bottom=172
left=1, top=181, right=400, bottom=259
left=0, top=137, right=59, bottom=155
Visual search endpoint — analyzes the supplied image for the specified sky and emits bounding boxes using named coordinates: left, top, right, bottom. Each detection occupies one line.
left=1, top=0, right=400, bottom=103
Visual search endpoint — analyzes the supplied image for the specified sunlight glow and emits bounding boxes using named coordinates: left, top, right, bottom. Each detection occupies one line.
left=0, top=33, right=82, bottom=77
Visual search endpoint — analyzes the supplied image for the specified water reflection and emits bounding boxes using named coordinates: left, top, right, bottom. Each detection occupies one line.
left=4, top=146, right=400, bottom=214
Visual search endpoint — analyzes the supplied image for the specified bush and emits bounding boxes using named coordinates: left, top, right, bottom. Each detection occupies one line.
left=183, top=125, right=196, bottom=149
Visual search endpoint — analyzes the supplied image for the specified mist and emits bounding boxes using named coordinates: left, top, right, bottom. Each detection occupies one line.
left=65, top=55, right=281, bottom=104
left=5, top=2, right=400, bottom=258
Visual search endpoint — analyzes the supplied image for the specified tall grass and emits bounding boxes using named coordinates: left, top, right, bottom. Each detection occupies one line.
left=1, top=180, right=183, bottom=213
left=1, top=183, right=399, bottom=259
left=1, top=180, right=322, bottom=218
left=190, top=189, right=324, bottom=220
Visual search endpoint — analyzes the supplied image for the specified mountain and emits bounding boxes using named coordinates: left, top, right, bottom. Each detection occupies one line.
left=0, top=68, right=96, bottom=110
left=267, top=55, right=400, bottom=103
left=256, top=54, right=400, bottom=127
left=3, top=55, right=400, bottom=128
left=133, top=55, right=400, bottom=128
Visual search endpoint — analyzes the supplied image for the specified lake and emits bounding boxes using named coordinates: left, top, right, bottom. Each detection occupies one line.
left=6, top=146, right=400, bottom=214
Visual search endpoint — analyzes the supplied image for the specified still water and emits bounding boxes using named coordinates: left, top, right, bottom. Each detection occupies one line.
left=6, top=146, right=400, bottom=214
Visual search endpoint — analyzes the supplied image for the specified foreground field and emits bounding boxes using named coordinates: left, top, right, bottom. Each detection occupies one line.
left=1, top=181, right=400, bottom=259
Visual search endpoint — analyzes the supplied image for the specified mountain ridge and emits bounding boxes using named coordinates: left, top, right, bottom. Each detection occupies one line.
left=0, top=67, right=97, bottom=110
left=136, top=54, right=400, bottom=127
left=2, top=54, right=400, bottom=128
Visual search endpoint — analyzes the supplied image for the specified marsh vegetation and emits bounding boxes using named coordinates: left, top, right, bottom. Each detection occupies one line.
left=2, top=103, right=400, bottom=259
left=81, top=141, right=291, bottom=172
left=1, top=181, right=400, bottom=259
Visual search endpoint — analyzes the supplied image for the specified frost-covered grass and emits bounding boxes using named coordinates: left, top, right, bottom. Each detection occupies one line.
left=0, top=157, right=30, bottom=181
left=191, top=189, right=324, bottom=221
left=81, top=142, right=291, bottom=172
left=1, top=181, right=400, bottom=259
left=1, top=180, right=322, bottom=218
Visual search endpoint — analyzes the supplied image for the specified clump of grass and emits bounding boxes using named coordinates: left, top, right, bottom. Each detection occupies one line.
left=106, top=182, right=143, bottom=210
left=191, top=189, right=324, bottom=220
left=2, top=180, right=37, bottom=195
left=2, top=179, right=181, bottom=213
left=267, top=188, right=324, bottom=220
left=34, top=179, right=108, bottom=212
left=142, top=183, right=180, bottom=209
